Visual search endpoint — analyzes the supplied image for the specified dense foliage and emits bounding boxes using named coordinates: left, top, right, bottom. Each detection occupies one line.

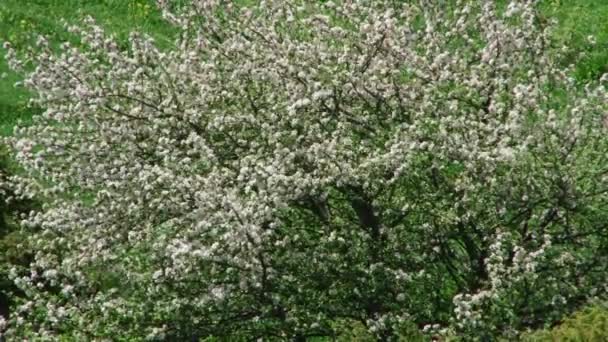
left=523, top=303, right=608, bottom=341
left=2, top=0, right=608, bottom=340
left=0, top=146, right=35, bottom=330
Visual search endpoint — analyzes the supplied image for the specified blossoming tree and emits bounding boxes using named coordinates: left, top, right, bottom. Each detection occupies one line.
left=3, top=0, right=608, bottom=339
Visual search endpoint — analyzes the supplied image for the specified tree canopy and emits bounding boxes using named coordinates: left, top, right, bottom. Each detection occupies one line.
left=2, top=0, right=608, bottom=340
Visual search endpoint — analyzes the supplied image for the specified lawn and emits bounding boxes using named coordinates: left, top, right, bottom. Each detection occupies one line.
left=0, top=0, right=176, bottom=136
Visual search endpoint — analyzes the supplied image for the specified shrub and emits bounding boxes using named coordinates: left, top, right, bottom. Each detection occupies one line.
left=0, top=145, right=35, bottom=327
left=3, top=0, right=608, bottom=340
left=523, top=303, right=608, bottom=341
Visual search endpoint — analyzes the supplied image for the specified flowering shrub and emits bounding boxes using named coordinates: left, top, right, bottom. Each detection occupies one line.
left=3, top=0, right=608, bottom=340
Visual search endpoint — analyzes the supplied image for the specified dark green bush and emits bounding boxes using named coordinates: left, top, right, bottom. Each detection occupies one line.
left=523, top=303, right=608, bottom=342
left=0, top=145, right=35, bottom=321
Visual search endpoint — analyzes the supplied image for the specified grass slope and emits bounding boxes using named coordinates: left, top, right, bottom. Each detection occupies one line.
left=0, top=0, right=175, bottom=136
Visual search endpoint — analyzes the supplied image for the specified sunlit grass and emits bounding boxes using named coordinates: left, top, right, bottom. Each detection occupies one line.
left=0, top=0, right=176, bottom=136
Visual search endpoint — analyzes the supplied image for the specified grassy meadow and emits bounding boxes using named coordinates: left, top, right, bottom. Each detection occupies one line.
left=0, top=0, right=177, bottom=136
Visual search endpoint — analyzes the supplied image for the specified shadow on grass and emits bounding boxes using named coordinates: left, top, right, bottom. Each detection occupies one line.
left=0, top=103, right=39, bottom=137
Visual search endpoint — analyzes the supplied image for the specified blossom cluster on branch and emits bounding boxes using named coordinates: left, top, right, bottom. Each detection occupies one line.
left=2, top=0, right=608, bottom=340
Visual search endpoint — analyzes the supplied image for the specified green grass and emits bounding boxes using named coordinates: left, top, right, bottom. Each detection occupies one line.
left=542, top=0, right=608, bottom=82
left=0, top=0, right=176, bottom=136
